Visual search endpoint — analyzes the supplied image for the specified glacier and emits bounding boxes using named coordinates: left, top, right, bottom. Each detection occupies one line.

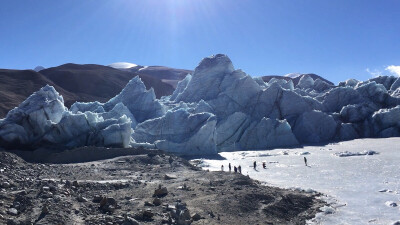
left=1, top=54, right=400, bottom=155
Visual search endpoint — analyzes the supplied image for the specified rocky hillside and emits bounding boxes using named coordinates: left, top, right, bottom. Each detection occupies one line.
left=39, top=64, right=175, bottom=103
left=0, top=149, right=323, bottom=225
left=0, top=69, right=78, bottom=118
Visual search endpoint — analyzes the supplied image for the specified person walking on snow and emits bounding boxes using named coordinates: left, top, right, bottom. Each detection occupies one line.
left=238, top=165, right=241, bottom=174
left=228, top=163, right=231, bottom=172
left=221, top=165, right=224, bottom=171
left=304, top=157, right=308, bottom=166
left=253, top=161, right=257, bottom=169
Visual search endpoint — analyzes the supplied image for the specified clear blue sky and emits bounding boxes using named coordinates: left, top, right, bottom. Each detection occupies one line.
left=1, top=0, right=399, bottom=84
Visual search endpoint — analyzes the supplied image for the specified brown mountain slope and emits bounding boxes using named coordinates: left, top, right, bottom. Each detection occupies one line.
left=0, top=64, right=175, bottom=118
left=129, top=66, right=192, bottom=88
left=40, top=64, right=175, bottom=104
left=0, top=69, right=78, bottom=118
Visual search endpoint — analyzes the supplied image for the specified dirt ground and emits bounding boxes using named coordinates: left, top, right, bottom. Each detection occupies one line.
left=0, top=148, right=324, bottom=225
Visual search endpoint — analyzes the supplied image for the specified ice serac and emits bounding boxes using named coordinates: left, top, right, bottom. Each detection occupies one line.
left=371, top=106, right=400, bottom=135
left=339, top=79, right=359, bottom=87
left=338, top=123, right=359, bottom=141
left=355, top=81, right=388, bottom=105
left=175, top=54, right=235, bottom=103
left=340, top=103, right=378, bottom=123
left=293, top=110, right=337, bottom=143
left=322, top=87, right=363, bottom=112
left=0, top=85, right=66, bottom=146
left=370, top=76, right=397, bottom=91
left=0, top=85, right=132, bottom=149
left=268, top=78, right=294, bottom=90
left=297, top=74, right=314, bottom=89
left=238, top=118, right=299, bottom=150
left=104, top=76, right=165, bottom=123
left=216, top=112, right=252, bottom=151
left=132, top=109, right=217, bottom=155
left=71, top=101, right=105, bottom=114
left=313, top=78, right=333, bottom=92
left=170, top=74, right=192, bottom=101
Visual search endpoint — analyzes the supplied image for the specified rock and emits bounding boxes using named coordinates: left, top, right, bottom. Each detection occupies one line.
left=0, top=182, right=10, bottom=188
left=77, top=195, right=88, bottom=202
left=42, top=186, right=50, bottom=192
left=99, top=197, right=118, bottom=213
left=93, top=195, right=103, bottom=203
left=121, top=216, right=140, bottom=225
left=144, top=201, right=154, bottom=206
left=143, top=209, right=154, bottom=218
left=8, top=208, right=18, bottom=216
left=153, top=187, right=168, bottom=197
left=164, top=174, right=177, bottom=180
left=385, top=201, right=398, bottom=207
left=41, top=205, right=49, bottom=215
left=192, top=213, right=202, bottom=221
left=153, top=198, right=162, bottom=206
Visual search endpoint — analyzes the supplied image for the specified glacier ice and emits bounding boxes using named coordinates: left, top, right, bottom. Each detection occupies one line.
left=297, top=74, right=314, bottom=89
left=293, top=110, right=337, bottom=143
left=0, top=85, right=133, bottom=149
left=132, top=109, right=217, bottom=155
left=104, top=76, right=165, bottom=123
left=2, top=54, right=400, bottom=155
left=170, top=74, right=192, bottom=101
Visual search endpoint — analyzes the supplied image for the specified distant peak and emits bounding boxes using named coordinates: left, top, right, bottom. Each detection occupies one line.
left=108, top=62, right=138, bottom=69
left=33, top=66, right=45, bottom=72
left=284, top=73, right=302, bottom=78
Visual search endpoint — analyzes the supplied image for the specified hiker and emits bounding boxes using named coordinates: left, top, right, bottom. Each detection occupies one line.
left=262, top=162, right=266, bottom=169
left=228, top=163, right=231, bottom=172
left=234, top=166, right=237, bottom=173
left=304, top=156, right=308, bottom=166
left=221, top=165, right=224, bottom=171
left=253, top=161, right=256, bottom=169
left=238, top=165, right=241, bottom=174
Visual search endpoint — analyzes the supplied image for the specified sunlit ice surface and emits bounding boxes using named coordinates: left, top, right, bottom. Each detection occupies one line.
left=199, top=138, right=400, bottom=224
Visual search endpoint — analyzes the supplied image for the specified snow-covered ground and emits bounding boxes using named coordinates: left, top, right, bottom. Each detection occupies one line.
left=199, top=138, right=400, bottom=224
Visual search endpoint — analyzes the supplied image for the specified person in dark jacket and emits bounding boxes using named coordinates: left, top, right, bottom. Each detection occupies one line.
left=304, top=157, right=308, bottom=166
left=229, top=163, right=231, bottom=172
left=238, top=165, right=242, bottom=174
